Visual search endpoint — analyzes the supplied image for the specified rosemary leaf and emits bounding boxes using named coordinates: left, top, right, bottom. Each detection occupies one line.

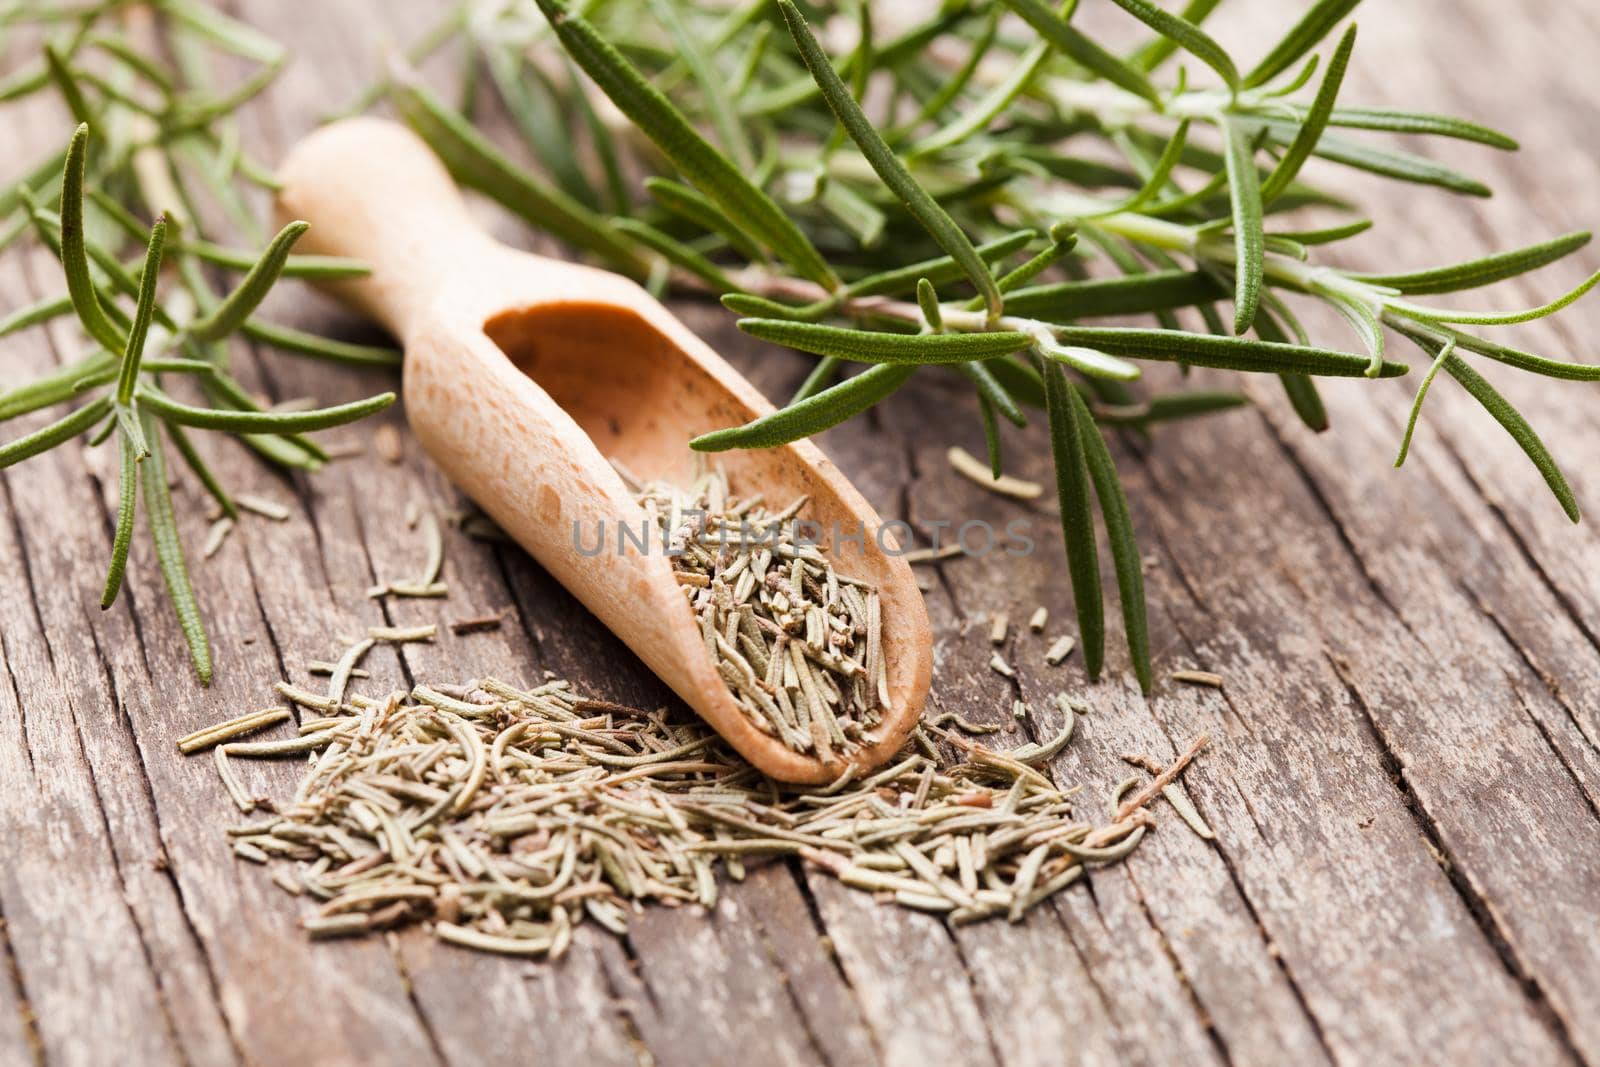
left=141, top=404, right=211, bottom=683
left=910, top=34, right=1050, bottom=158
left=1277, top=374, right=1329, bottom=431
left=738, top=319, right=1031, bottom=364
left=59, top=124, right=125, bottom=354
left=0, top=350, right=114, bottom=423
left=1308, top=105, right=1517, bottom=150
left=1046, top=326, right=1406, bottom=378
left=1242, top=0, right=1361, bottom=89
left=534, top=0, right=837, bottom=288
left=1220, top=115, right=1265, bottom=334
left=1435, top=328, right=1600, bottom=383
left=1129, top=0, right=1224, bottom=71
left=845, top=230, right=1038, bottom=302
left=958, top=361, right=1028, bottom=428
left=721, top=293, right=820, bottom=321
left=1106, top=0, right=1237, bottom=89
left=0, top=395, right=112, bottom=470
left=1041, top=356, right=1104, bottom=680
left=976, top=394, right=1003, bottom=477
left=1261, top=25, right=1354, bottom=204
left=1355, top=232, right=1593, bottom=295
left=991, top=227, right=1078, bottom=296
left=1388, top=270, right=1600, bottom=327
left=1285, top=128, right=1491, bottom=198
left=0, top=58, right=50, bottom=104
left=115, top=403, right=149, bottom=461
left=1275, top=219, right=1373, bottom=246
left=779, top=0, right=1000, bottom=319
left=1003, top=270, right=1225, bottom=321
left=1257, top=308, right=1329, bottom=432
left=1318, top=289, right=1386, bottom=377
left=570, top=56, right=635, bottom=214
left=894, top=9, right=997, bottom=137
left=648, top=0, right=749, bottom=167
left=187, top=220, right=300, bottom=342
left=85, top=33, right=175, bottom=95
left=1094, top=390, right=1251, bottom=425
left=138, top=387, right=397, bottom=434
left=390, top=77, right=645, bottom=273
left=0, top=292, right=75, bottom=338
left=1114, top=121, right=1190, bottom=215
left=184, top=238, right=370, bottom=280
left=43, top=43, right=93, bottom=124
left=692, top=364, right=915, bottom=451
left=1443, top=354, right=1579, bottom=522
left=1000, top=0, right=1160, bottom=105
left=1393, top=335, right=1456, bottom=468
left=645, top=177, right=764, bottom=261
left=916, top=278, right=943, bottom=331
left=1073, top=386, right=1149, bottom=693
left=116, top=215, right=167, bottom=404
left=101, top=428, right=139, bottom=609
left=240, top=320, right=402, bottom=368
left=199, top=372, right=330, bottom=465
left=1037, top=339, right=1141, bottom=381
left=163, top=0, right=283, bottom=65
left=986, top=358, right=1047, bottom=410
left=610, top=217, right=736, bottom=290
left=165, top=421, right=238, bottom=520
left=790, top=356, right=841, bottom=404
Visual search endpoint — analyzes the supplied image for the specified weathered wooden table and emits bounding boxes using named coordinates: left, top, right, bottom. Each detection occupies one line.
left=3, top=2, right=1599, bottom=1064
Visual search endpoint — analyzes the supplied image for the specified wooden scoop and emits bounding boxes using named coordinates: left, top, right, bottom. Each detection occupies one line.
left=275, top=118, right=931, bottom=784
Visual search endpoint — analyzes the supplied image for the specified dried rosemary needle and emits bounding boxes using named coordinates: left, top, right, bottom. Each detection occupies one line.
left=193, top=671, right=1204, bottom=958
left=631, top=464, right=889, bottom=761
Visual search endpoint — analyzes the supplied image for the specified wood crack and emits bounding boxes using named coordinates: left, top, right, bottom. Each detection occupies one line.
left=1122, top=867, right=1239, bottom=1067
left=783, top=861, right=884, bottom=1062
left=385, top=936, right=452, bottom=1067
left=1142, top=708, right=1333, bottom=1063
left=82, top=624, right=247, bottom=1067
left=593, top=943, right=658, bottom=1067
left=1501, top=674, right=1600, bottom=833
left=1107, top=444, right=1360, bottom=1062
left=0, top=475, right=58, bottom=679
left=613, top=935, right=663, bottom=1014
left=1253, top=411, right=1422, bottom=647
left=0, top=604, right=37, bottom=778
left=61, top=675, right=190, bottom=1065
left=1324, top=653, right=1586, bottom=1066
left=935, top=930, right=1012, bottom=1067
left=1045, top=889, right=1122, bottom=1010
left=1436, top=428, right=1600, bottom=669
left=1460, top=577, right=1600, bottom=764
left=0, top=910, right=43, bottom=1067
left=742, top=869, right=846, bottom=1067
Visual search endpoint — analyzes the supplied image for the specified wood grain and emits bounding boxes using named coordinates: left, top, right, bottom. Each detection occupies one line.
left=1, top=1, right=1597, bottom=1064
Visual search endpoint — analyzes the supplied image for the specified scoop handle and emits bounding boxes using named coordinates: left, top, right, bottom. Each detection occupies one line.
left=274, top=117, right=512, bottom=342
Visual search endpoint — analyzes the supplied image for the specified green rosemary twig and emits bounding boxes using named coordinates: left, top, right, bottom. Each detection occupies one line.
left=372, top=0, right=1598, bottom=694
left=0, top=124, right=396, bottom=682
left=0, top=3, right=404, bottom=683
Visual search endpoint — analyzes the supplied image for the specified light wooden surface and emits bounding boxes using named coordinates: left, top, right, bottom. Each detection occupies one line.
left=2, top=2, right=1599, bottom=1065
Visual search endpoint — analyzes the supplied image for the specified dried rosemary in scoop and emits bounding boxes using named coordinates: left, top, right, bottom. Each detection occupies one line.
left=195, top=670, right=1203, bottom=959
left=627, top=463, right=889, bottom=761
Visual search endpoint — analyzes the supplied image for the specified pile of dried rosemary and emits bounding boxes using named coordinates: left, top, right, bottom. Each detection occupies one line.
left=629, top=464, right=888, bottom=759
left=190, top=670, right=1205, bottom=959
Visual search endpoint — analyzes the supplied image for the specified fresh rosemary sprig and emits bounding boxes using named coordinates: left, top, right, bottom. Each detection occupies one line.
left=0, top=4, right=403, bottom=682
left=375, top=0, right=1598, bottom=694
